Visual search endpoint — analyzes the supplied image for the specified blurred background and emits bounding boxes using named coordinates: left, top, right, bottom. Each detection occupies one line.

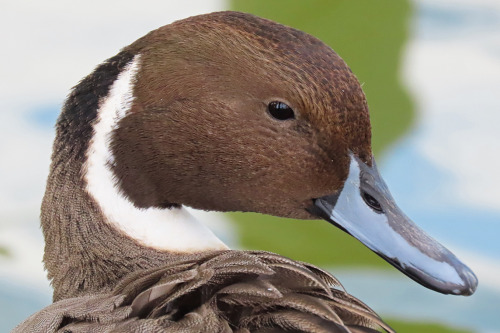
left=1, top=0, right=499, bottom=332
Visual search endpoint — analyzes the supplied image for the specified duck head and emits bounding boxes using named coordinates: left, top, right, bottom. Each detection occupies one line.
left=48, top=12, right=477, bottom=299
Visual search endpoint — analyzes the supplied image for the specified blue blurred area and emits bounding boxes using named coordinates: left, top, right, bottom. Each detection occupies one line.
left=28, top=105, right=60, bottom=128
left=0, top=278, right=51, bottom=332
left=418, top=2, right=500, bottom=38
left=333, top=269, right=500, bottom=332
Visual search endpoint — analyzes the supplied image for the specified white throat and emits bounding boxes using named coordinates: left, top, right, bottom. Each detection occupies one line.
left=84, top=55, right=228, bottom=253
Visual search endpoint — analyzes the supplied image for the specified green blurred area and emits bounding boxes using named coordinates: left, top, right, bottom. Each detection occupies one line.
left=227, top=1, right=473, bottom=332
left=387, top=319, right=473, bottom=333
left=0, top=246, right=10, bottom=257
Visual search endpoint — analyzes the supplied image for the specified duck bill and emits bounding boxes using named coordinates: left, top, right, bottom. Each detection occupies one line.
left=309, top=153, right=478, bottom=296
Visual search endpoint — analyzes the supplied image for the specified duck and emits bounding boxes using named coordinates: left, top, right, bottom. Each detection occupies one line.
left=14, top=11, right=477, bottom=333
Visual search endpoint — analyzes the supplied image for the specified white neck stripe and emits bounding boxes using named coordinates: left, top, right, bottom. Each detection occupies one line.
left=84, top=54, right=228, bottom=253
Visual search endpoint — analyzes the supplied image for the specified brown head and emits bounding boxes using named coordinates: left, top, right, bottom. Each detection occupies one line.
left=42, top=11, right=476, bottom=300
left=113, top=12, right=371, bottom=219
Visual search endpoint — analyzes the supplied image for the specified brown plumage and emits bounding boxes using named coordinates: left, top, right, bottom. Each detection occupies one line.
left=15, top=251, right=391, bottom=332
left=14, top=10, right=477, bottom=333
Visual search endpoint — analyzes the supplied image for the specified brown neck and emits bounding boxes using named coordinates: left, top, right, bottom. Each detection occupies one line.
left=41, top=164, right=180, bottom=301
left=40, top=51, right=218, bottom=301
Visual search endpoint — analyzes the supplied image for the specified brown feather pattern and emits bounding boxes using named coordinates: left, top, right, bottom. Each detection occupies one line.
left=14, top=251, right=393, bottom=332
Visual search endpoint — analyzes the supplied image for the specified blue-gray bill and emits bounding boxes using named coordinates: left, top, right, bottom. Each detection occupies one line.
left=309, top=153, right=478, bottom=296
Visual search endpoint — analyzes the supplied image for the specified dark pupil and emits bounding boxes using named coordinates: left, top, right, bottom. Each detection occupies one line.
left=362, top=192, right=383, bottom=213
left=268, top=101, right=295, bottom=120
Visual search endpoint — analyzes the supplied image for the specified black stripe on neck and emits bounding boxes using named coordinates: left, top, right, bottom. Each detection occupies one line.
left=55, top=50, right=136, bottom=162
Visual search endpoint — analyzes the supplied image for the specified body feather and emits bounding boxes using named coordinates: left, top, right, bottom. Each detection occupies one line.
left=14, top=251, right=393, bottom=333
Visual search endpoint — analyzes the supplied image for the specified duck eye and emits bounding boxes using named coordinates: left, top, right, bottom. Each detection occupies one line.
left=362, top=191, right=383, bottom=213
left=268, top=101, right=295, bottom=120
